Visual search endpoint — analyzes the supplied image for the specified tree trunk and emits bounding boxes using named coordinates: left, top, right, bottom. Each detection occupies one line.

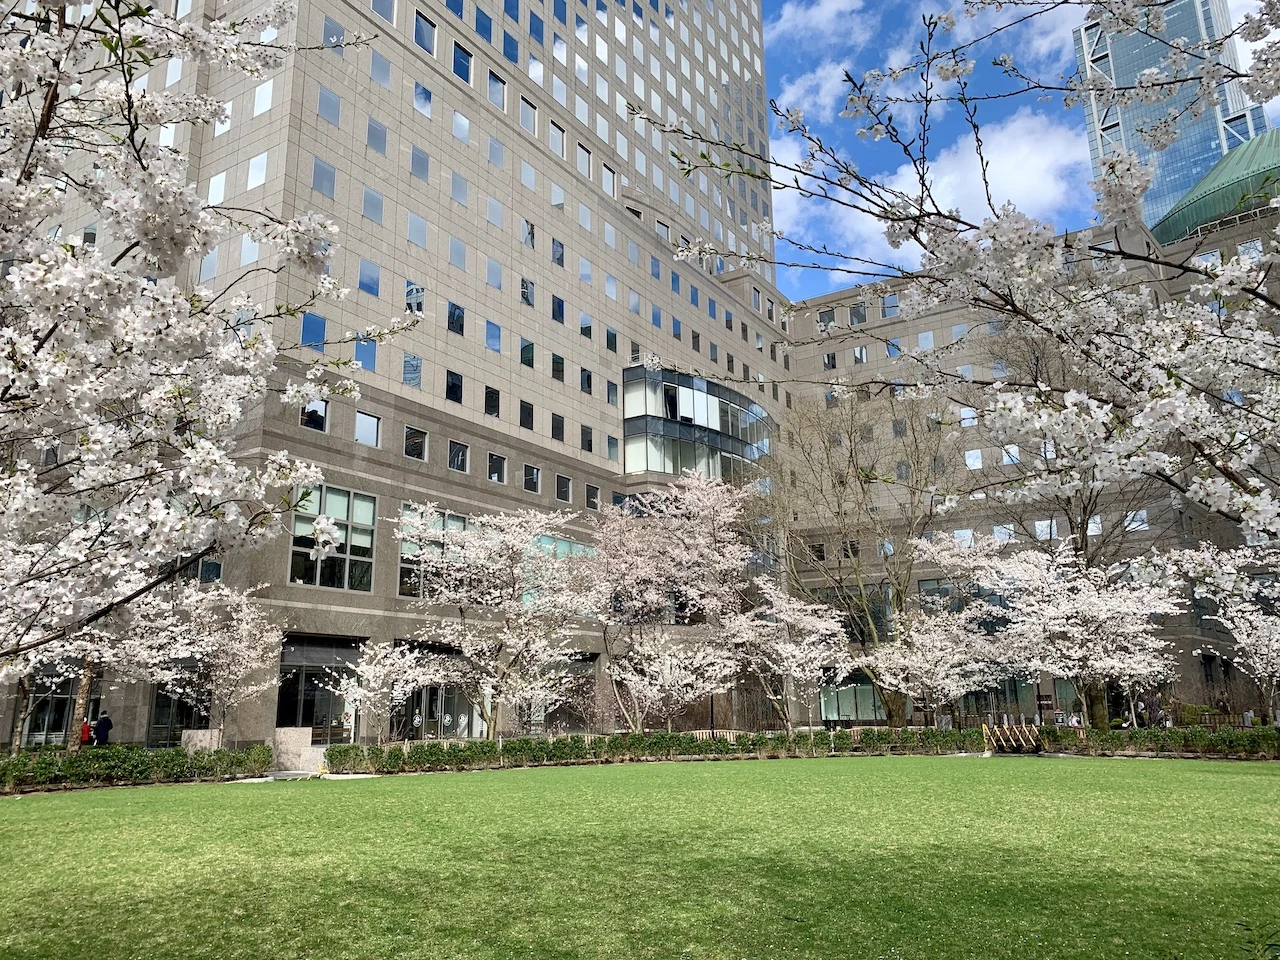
left=880, top=687, right=909, bottom=728
left=67, top=658, right=94, bottom=752
left=1086, top=684, right=1108, bottom=730
left=9, top=675, right=30, bottom=755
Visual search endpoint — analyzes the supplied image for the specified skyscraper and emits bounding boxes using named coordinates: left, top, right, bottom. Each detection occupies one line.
left=0, top=0, right=795, bottom=752
left=1074, top=0, right=1268, bottom=226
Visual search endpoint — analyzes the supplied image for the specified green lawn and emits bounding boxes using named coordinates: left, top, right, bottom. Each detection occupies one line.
left=1, top=757, right=1277, bottom=960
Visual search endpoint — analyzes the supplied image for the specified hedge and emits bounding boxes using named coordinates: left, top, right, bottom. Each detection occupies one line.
left=322, top=725, right=1280, bottom=775
left=323, top=728, right=991, bottom=774
left=0, top=744, right=273, bottom=794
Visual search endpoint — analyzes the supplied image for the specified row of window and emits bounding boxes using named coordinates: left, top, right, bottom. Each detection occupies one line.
left=322, top=0, right=770, bottom=263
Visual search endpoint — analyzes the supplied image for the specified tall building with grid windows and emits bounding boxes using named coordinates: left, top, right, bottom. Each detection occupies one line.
left=1074, top=0, right=1269, bottom=227
left=3, top=0, right=797, bottom=760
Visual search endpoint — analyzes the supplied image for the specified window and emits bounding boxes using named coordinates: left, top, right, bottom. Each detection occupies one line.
left=452, top=110, right=470, bottom=141
left=993, top=524, right=1014, bottom=543
left=451, top=171, right=469, bottom=206
left=301, top=312, right=326, bottom=351
left=487, top=257, right=503, bottom=289
left=551, top=295, right=565, bottom=324
left=551, top=413, right=565, bottom=441
left=1001, top=444, right=1020, bottom=465
left=521, top=219, right=535, bottom=248
left=951, top=323, right=968, bottom=344
left=414, top=11, right=436, bottom=53
left=215, top=101, right=231, bottom=137
left=354, top=338, right=377, bottom=371
left=577, top=143, right=592, bottom=177
left=586, top=485, right=600, bottom=510
left=579, top=257, right=592, bottom=282
left=405, top=281, right=425, bottom=315
left=446, top=0, right=462, bottom=15
left=918, top=331, right=934, bottom=350
left=520, top=338, right=535, bottom=367
left=449, top=236, right=466, bottom=269
left=364, top=118, right=387, bottom=155
left=371, top=50, right=392, bottom=87
left=823, top=352, right=836, bottom=371
left=372, top=0, right=395, bottom=22
left=520, top=401, right=534, bottom=429
left=524, top=464, right=541, bottom=493
left=504, top=31, right=518, bottom=62
left=488, top=453, right=507, bottom=483
left=602, top=164, right=616, bottom=196
left=552, top=238, right=565, bottom=266
left=485, top=318, right=501, bottom=352
left=488, top=71, right=507, bottom=108
left=520, top=97, right=537, bottom=132
left=607, top=436, right=618, bottom=461
left=965, top=449, right=982, bottom=470
left=247, top=151, right=268, bottom=189
left=477, top=5, right=493, bottom=40
left=882, top=293, right=899, bottom=318
left=253, top=79, right=273, bottom=116
left=852, top=345, right=868, bottom=364
left=448, top=440, right=470, bottom=472
left=552, top=354, right=565, bottom=381
left=810, top=542, right=826, bottom=562
left=358, top=259, right=380, bottom=296
left=354, top=411, right=380, bottom=447
left=301, top=399, right=328, bottom=431
left=410, top=146, right=430, bottom=181
left=413, top=82, right=433, bottom=116
left=555, top=475, right=572, bottom=502
left=362, top=186, right=384, bottom=224
left=580, top=424, right=594, bottom=451
left=453, top=42, right=473, bottom=82
left=318, top=86, right=341, bottom=125
left=403, top=353, right=422, bottom=388
left=580, top=312, right=592, bottom=339
left=408, top=212, right=428, bottom=247
left=404, top=426, right=427, bottom=460
left=445, top=370, right=464, bottom=403
left=447, top=301, right=466, bottom=335
left=580, top=368, right=593, bottom=394
left=290, top=485, right=375, bottom=591
left=550, top=122, right=565, bottom=156
left=1125, top=509, right=1149, bottom=532
left=322, top=16, right=345, bottom=53
left=484, top=385, right=501, bottom=417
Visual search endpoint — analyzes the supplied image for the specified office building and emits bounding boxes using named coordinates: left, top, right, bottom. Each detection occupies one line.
left=1074, top=0, right=1268, bottom=226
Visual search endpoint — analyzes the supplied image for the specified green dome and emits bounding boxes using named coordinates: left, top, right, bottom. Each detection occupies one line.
left=1152, top=129, right=1280, bottom=244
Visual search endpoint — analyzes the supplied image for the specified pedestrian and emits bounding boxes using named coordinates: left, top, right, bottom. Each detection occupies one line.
left=80, top=716, right=92, bottom=747
left=93, top=710, right=113, bottom=746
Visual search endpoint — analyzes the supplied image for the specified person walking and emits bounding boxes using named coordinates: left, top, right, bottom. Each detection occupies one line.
left=80, top=717, right=92, bottom=747
left=93, top=711, right=113, bottom=746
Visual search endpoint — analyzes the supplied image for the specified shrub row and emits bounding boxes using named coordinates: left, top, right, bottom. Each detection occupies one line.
left=1041, top=724, right=1280, bottom=759
left=324, top=724, right=1280, bottom=775
left=323, top=728, right=991, bottom=774
left=0, top=744, right=273, bottom=794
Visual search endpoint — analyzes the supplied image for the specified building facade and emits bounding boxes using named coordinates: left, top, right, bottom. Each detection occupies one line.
left=1073, top=0, right=1268, bottom=226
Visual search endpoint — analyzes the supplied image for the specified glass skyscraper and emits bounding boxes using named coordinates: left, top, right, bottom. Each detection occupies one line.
left=1074, top=0, right=1269, bottom=226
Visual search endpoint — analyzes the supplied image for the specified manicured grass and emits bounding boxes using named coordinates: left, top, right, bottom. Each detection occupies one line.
left=1, top=757, right=1277, bottom=959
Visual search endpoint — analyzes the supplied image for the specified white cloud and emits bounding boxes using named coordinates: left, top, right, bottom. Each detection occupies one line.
left=766, top=0, right=870, bottom=51
left=776, top=62, right=853, bottom=123
left=769, top=107, right=1093, bottom=296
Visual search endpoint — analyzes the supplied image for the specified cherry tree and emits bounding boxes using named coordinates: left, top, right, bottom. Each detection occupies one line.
left=396, top=507, right=586, bottom=739
left=858, top=601, right=1010, bottom=721
left=605, top=633, right=739, bottom=733
left=321, top=641, right=431, bottom=746
left=725, top=577, right=851, bottom=735
left=920, top=535, right=1183, bottom=727
left=86, top=582, right=284, bottom=749
left=1166, top=544, right=1280, bottom=721
left=584, top=473, right=753, bottom=731
left=0, top=1, right=408, bottom=706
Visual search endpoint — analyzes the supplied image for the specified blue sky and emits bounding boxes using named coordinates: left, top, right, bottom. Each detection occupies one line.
left=758, top=0, right=1097, bottom=300
left=757, top=0, right=1275, bottom=301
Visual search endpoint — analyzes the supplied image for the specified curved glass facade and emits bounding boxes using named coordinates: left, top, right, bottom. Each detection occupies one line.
left=621, top=367, right=774, bottom=478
